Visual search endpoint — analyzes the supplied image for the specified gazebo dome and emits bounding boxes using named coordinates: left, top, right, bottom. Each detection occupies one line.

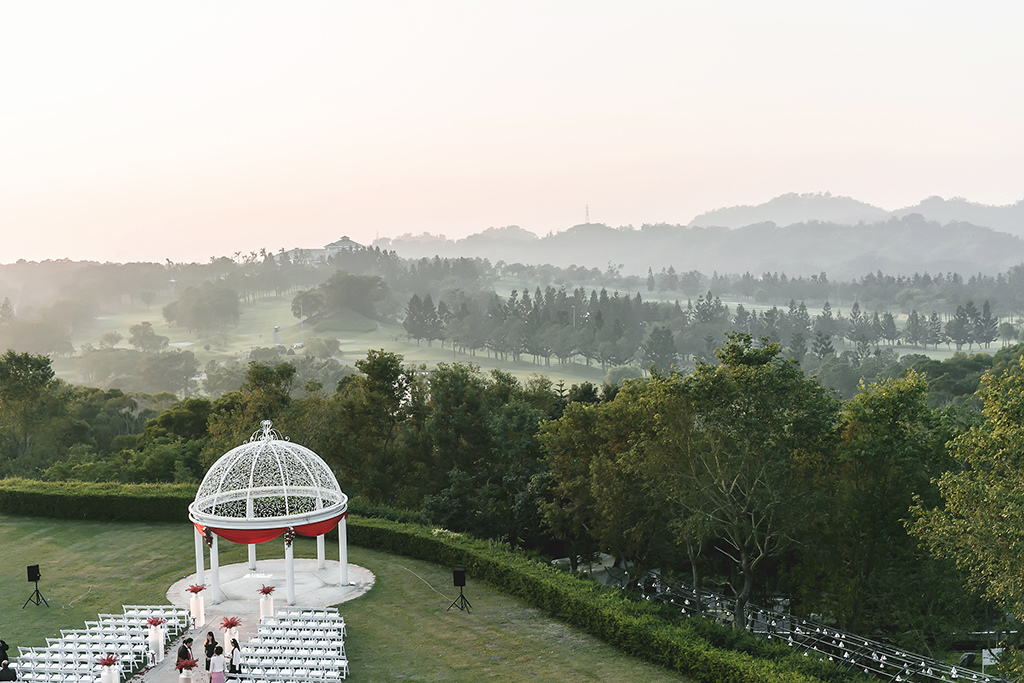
left=189, top=421, right=347, bottom=541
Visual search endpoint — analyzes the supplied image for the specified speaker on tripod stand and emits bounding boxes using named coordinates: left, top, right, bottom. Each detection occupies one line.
left=24, top=564, right=49, bottom=608
left=447, top=567, right=471, bottom=613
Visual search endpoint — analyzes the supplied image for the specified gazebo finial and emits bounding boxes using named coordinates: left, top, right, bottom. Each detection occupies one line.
left=252, top=420, right=280, bottom=443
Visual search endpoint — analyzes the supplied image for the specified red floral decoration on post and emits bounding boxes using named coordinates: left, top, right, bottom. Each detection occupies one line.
left=258, top=584, right=276, bottom=596
left=219, top=616, right=242, bottom=631
left=146, top=617, right=167, bottom=626
left=283, top=527, right=296, bottom=547
left=97, top=654, right=119, bottom=667
left=175, top=658, right=199, bottom=671
left=186, top=584, right=206, bottom=594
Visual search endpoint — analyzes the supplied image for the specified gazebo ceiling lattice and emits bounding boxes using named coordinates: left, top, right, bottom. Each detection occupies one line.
left=189, top=420, right=347, bottom=544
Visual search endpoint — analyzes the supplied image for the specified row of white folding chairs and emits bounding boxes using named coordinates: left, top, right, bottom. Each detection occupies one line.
left=49, top=634, right=145, bottom=648
left=248, top=636, right=342, bottom=649
left=238, top=663, right=348, bottom=681
left=122, top=604, right=188, bottom=618
left=260, top=621, right=345, bottom=634
left=246, top=641, right=342, bottom=656
left=13, top=661, right=104, bottom=675
left=242, top=653, right=349, bottom=669
left=19, top=643, right=143, bottom=662
left=18, top=649, right=133, bottom=665
left=262, top=614, right=344, bottom=626
left=257, top=623, right=344, bottom=639
left=16, top=673, right=102, bottom=683
left=96, top=613, right=161, bottom=629
left=257, top=627, right=344, bottom=640
left=273, top=607, right=339, bottom=617
left=15, top=654, right=140, bottom=675
left=242, top=645, right=345, bottom=657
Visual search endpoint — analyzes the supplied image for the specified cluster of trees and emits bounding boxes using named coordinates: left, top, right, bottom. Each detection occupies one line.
left=399, top=281, right=1009, bottom=383
left=162, top=281, right=240, bottom=336
left=14, top=339, right=1024, bottom=662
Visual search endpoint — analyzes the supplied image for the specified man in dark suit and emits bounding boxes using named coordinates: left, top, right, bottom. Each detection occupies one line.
left=0, top=659, right=16, bottom=681
left=177, top=637, right=194, bottom=664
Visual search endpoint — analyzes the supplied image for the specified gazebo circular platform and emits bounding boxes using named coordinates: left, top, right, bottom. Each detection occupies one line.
left=188, top=421, right=350, bottom=605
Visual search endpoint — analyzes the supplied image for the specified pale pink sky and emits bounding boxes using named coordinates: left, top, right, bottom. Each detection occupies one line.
left=1, top=1, right=1022, bottom=264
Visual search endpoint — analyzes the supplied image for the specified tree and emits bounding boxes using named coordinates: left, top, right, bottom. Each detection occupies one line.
left=403, top=294, right=425, bottom=344
left=811, top=331, right=834, bottom=359
left=0, top=297, right=14, bottom=323
left=291, top=289, right=326, bottom=320
left=99, top=331, right=123, bottom=349
left=912, top=357, right=1024, bottom=676
left=679, top=334, right=839, bottom=627
left=135, top=351, right=199, bottom=396
left=128, top=322, right=169, bottom=353
left=642, top=326, right=677, bottom=373
left=977, top=300, right=998, bottom=348
left=945, top=305, right=973, bottom=351
left=0, top=350, right=63, bottom=464
left=795, top=373, right=972, bottom=646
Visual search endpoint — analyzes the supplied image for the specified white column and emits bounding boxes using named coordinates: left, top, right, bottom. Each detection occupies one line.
left=339, top=517, right=349, bottom=586
left=316, top=534, right=326, bottom=570
left=210, top=534, right=222, bottom=604
left=285, top=539, right=296, bottom=606
left=248, top=544, right=257, bottom=570
left=194, top=528, right=205, bottom=586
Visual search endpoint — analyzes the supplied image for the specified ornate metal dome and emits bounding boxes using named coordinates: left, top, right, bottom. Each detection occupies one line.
left=189, top=421, right=347, bottom=531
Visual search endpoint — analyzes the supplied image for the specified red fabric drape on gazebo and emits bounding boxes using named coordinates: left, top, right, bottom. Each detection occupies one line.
left=194, top=513, right=346, bottom=545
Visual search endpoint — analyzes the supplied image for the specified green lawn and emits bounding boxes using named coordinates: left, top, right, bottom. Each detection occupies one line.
left=0, top=515, right=687, bottom=681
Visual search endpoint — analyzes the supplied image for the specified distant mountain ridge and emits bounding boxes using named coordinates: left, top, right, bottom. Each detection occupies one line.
left=689, top=192, right=891, bottom=229
left=689, top=192, right=1024, bottom=235
left=376, top=216, right=1024, bottom=281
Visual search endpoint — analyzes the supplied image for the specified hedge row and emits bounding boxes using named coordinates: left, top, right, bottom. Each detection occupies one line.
left=347, top=517, right=850, bottom=683
left=0, top=478, right=197, bottom=521
left=0, top=480, right=848, bottom=683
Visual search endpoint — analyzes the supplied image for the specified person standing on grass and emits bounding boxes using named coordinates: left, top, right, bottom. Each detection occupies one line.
left=209, top=645, right=227, bottom=683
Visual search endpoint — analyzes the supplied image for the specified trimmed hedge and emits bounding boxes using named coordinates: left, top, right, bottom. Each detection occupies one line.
left=347, top=517, right=850, bottom=683
left=0, top=478, right=197, bottom=522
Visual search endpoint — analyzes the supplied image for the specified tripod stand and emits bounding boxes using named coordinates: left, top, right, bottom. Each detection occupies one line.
left=447, top=585, right=472, bottom=613
left=23, top=579, right=49, bottom=608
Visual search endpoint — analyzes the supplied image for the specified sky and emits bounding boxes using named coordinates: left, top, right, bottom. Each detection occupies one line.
left=1, top=1, right=1022, bottom=264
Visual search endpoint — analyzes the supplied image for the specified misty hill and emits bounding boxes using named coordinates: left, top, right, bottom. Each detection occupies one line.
left=893, top=196, right=1024, bottom=235
left=688, top=192, right=891, bottom=228
left=376, top=215, right=1024, bottom=280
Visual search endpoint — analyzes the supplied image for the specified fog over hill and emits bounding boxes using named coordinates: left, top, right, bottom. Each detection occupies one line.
left=374, top=193, right=1024, bottom=279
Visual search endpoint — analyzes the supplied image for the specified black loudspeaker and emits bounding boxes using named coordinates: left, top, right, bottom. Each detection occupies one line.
left=452, top=567, right=466, bottom=587
left=27, top=564, right=40, bottom=583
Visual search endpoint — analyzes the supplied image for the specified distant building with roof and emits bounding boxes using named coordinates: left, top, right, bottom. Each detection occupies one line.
left=325, top=236, right=365, bottom=256
left=278, top=236, right=367, bottom=265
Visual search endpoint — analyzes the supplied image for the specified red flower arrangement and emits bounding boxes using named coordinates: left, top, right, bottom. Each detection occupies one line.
left=258, top=584, right=276, bottom=596
left=146, top=617, right=166, bottom=626
left=175, top=658, right=199, bottom=671
left=97, top=654, right=119, bottom=667
left=220, top=616, right=242, bottom=630
left=186, top=584, right=206, bottom=594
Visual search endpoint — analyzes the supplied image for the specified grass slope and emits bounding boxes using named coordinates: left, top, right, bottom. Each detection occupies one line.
left=0, top=515, right=687, bottom=682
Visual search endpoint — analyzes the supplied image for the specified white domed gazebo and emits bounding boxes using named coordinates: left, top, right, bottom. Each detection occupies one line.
left=188, top=421, right=349, bottom=605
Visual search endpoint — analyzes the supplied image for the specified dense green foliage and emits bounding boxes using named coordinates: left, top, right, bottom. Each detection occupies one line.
left=0, top=334, right=1017, bottom=668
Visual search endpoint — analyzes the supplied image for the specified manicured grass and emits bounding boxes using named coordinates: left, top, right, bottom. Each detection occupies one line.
left=343, top=546, right=688, bottom=682
left=0, top=515, right=688, bottom=681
